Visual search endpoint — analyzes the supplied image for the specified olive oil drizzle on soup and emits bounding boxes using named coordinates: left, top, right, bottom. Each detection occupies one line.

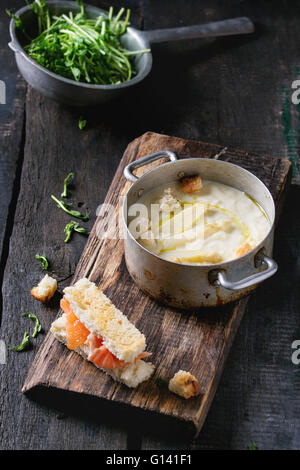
left=128, top=178, right=270, bottom=265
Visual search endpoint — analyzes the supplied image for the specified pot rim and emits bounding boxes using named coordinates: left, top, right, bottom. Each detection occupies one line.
left=9, top=0, right=152, bottom=91
left=122, top=157, right=276, bottom=269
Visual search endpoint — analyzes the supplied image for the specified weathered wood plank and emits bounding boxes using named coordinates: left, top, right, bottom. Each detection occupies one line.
left=141, top=0, right=295, bottom=165
left=141, top=0, right=300, bottom=449
left=0, top=86, right=136, bottom=449
left=0, top=0, right=146, bottom=450
left=0, top=0, right=27, bottom=301
left=22, top=131, right=291, bottom=440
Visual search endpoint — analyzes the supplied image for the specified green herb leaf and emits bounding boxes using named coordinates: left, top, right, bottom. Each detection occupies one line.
left=21, top=312, right=42, bottom=338
left=76, top=0, right=85, bottom=16
left=10, top=331, right=30, bottom=352
left=248, top=442, right=257, bottom=450
left=6, top=9, right=22, bottom=28
left=35, top=253, right=49, bottom=270
left=61, top=172, right=74, bottom=198
left=155, top=378, right=165, bottom=388
left=64, top=220, right=90, bottom=243
left=30, top=0, right=49, bottom=35
left=51, top=195, right=89, bottom=221
left=78, top=117, right=87, bottom=130
left=6, top=9, right=32, bottom=41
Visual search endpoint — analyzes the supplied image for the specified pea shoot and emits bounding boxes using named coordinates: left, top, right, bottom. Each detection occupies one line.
left=248, top=442, right=257, bottom=450
left=155, top=378, right=166, bottom=388
left=78, top=118, right=87, bottom=131
left=10, top=331, right=30, bottom=352
left=35, top=253, right=49, bottom=270
left=10, top=312, right=43, bottom=353
left=64, top=220, right=90, bottom=243
left=6, top=9, right=31, bottom=41
left=21, top=312, right=42, bottom=338
left=61, top=172, right=74, bottom=198
left=51, top=195, right=89, bottom=221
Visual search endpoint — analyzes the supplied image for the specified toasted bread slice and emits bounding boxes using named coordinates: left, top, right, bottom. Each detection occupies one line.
left=51, top=315, right=154, bottom=388
left=63, top=278, right=146, bottom=363
left=31, top=274, right=57, bottom=303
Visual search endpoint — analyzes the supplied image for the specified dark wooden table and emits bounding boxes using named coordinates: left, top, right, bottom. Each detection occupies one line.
left=1, top=0, right=300, bottom=450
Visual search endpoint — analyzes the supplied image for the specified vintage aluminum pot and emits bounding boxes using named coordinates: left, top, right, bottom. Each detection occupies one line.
left=122, top=151, right=277, bottom=308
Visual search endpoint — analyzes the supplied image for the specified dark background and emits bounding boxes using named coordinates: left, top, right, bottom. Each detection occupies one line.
left=0, top=0, right=300, bottom=450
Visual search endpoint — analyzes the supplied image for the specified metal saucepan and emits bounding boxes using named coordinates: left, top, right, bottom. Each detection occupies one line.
left=8, top=1, right=254, bottom=107
left=122, top=151, right=277, bottom=308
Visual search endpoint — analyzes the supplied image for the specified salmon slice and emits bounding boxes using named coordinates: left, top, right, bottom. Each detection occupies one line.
left=85, top=331, right=103, bottom=350
left=61, top=298, right=90, bottom=351
left=137, top=352, right=152, bottom=359
left=89, top=345, right=125, bottom=369
left=85, top=332, right=127, bottom=369
left=89, top=346, right=151, bottom=370
left=86, top=333, right=152, bottom=370
left=60, top=297, right=72, bottom=315
left=60, top=298, right=151, bottom=368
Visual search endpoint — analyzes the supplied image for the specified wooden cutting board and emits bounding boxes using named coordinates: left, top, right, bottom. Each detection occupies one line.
left=22, top=132, right=291, bottom=436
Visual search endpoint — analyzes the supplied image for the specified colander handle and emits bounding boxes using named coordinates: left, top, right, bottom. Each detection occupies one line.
left=209, top=252, right=278, bottom=291
left=143, top=17, right=254, bottom=44
left=8, top=40, right=24, bottom=54
left=124, top=150, right=177, bottom=183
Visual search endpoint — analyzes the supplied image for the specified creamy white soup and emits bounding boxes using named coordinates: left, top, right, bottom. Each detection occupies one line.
left=128, top=175, right=270, bottom=265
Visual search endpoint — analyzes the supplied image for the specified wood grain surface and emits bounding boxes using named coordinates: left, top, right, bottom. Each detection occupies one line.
left=22, top=131, right=291, bottom=436
left=0, top=1, right=27, bottom=309
left=1, top=0, right=300, bottom=450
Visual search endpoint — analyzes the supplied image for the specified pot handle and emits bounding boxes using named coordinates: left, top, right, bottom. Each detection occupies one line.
left=209, top=252, right=278, bottom=291
left=124, top=150, right=177, bottom=182
left=143, top=17, right=254, bottom=44
left=8, top=40, right=24, bottom=54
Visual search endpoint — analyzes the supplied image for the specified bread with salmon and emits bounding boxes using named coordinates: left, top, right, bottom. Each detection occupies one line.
left=50, top=278, right=154, bottom=388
